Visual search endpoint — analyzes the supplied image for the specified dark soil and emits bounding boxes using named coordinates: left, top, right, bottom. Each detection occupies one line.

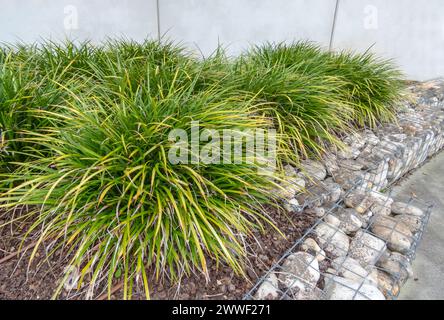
left=0, top=207, right=75, bottom=300
left=0, top=206, right=317, bottom=300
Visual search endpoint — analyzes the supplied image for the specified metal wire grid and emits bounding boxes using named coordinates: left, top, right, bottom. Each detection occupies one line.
left=244, top=172, right=434, bottom=300
left=368, top=125, right=444, bottom=187
left=288, top=164, right=363, bottom=213
left=247, top=97, right=443, bottom=300
left=290, top=97, right=444, bottom=208
left=286, top=136, right=439, bottom=213
left=292, top=130, right=442, bottom=210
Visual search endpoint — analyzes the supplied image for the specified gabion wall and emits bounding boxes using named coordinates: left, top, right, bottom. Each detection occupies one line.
left=245, top=80, right=444, bottom=300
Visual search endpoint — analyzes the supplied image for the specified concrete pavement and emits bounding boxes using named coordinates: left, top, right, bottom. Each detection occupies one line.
left=394, top=151, right=444, bottom=300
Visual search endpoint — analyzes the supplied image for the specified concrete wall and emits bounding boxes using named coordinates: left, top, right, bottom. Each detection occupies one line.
left=1, top=0, right=444, bottom=80
left=159, top=0, right=337, bottom=56
left=0, top=0, right=158, bottom=43
left=333, top=0, right=444, bottom=82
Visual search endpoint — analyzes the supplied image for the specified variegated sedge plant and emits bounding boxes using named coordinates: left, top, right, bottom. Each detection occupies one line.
left=0, top=39, right=405, bottom=299
left=243, top=41, right=405, bottom=129
left=0, top=63, right=288, bottom=300
left=225, top=47, right=355, bottom=160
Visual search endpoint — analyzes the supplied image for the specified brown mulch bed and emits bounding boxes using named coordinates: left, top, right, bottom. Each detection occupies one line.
left=0, top=210, right=60, bottom=299
left=0, top=206, right=317, bottom=300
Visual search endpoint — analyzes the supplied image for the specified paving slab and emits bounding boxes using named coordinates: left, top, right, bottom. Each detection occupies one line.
left=393, top=151, right=444, bottom=300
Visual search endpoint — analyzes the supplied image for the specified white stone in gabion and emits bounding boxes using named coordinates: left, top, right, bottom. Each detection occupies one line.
left=274, top=177, right=304, bottom=200
left=356, top=173, right=375, bottom=192
left=336, top=208, right=364, bottom=234
left=333, top=170, right=364, bottom=190
left=293, top=286, right=324, bottom=300
left=344, top=133, right=366, bottom=150
left=305, top=207, right=326, bottom=218
left=364, top=131, right=380, bottom=146
left=344, top=192, right=374, bottom=214
left=344, top=191, right=365, bottom=208
left=314, top=222, right=350, bottom=258
left=324, top=214, right=341, bottom=227
left=371, top=215, right=413, bottom=253
left=391, top=159, right=404, bottom=181
left=254, top=273, right=280, bottom=300
left=339, top=159, right=364, bottom=171
left=370, top=202, right=392, bottom=216
left=323, top=154, right=340, bottom=176
left=279, top=252, right=320, bottom=292
left=349, top=230, right=387, bottom=266
left=284, top=164, right=298, bottom=177
left=377, top=252, right=413, bottom=283
left=300, top=160, right=327, bottom=181
left=338, top=145, right=361, bottom=160
left=323, top=180, right=342, bottom=203
left=332, top=257, right=378, bottom=287
left=368, top=193, right=393, bottom=216
left=324, top=276, right=385, bottom=300
left=361, top=210, right=374, bottom=228
left=388, top=134, right=408, bottom=142
left=409, top=139, right=422, bottom=168
left=284, top=198, right=300, bottom=212
left=367, top=191, right=394, bottom=205
left=391, top=202, right=424, bottom=216
left=301, top=238, right=326, bottom=262
left=395, top=214, right=422, bottom=233
left=371, top=161, right=389, bottom=191
left=290, top=175, right=306, bottom=190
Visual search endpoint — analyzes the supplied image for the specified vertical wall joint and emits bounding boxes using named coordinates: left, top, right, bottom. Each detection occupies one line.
left=329, top=0, right=341, bottom=51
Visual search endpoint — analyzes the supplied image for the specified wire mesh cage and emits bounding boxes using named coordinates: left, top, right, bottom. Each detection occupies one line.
left=244, top=170, right=433, bottom=301
left=246, top=88, right=443, bottom=300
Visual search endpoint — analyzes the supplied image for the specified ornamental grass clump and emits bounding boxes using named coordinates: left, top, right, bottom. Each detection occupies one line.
left=0, top=42, right=91, bottom=172
left=325, top=50, right=405, bottom=127
left=0, top=74, right=283, bottom=299
left=245, top=42, right=405, bottom=129
left=228, top=45, right=355, bottom=159
left=0, top=39, right=405, bottom=300
left=83, top=39, right=199, bottom=101
left=0, top=40, right=199, bottom=173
